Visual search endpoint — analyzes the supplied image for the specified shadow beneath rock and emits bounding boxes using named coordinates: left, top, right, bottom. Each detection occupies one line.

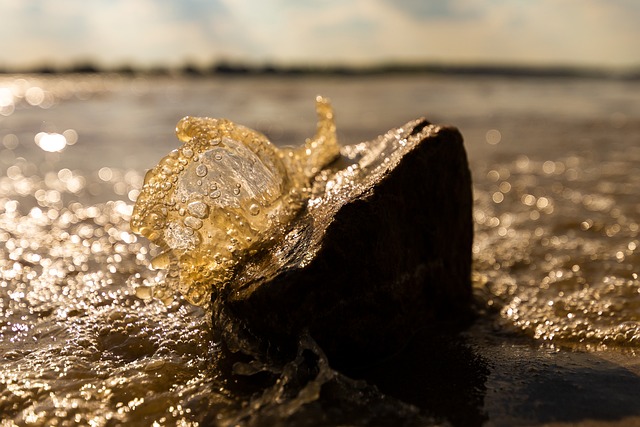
left=346, top=325, right=490, bottom=427
left=211, top=334, right=436, bottom=427
left=472, top=327, right=640, bottom=426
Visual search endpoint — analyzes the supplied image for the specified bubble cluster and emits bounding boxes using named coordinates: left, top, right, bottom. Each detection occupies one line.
left=0, top=165, right=218, bottom=426
left=473, top=148, right=640, bottom=349
left=131, top=96, right=339, bottom=306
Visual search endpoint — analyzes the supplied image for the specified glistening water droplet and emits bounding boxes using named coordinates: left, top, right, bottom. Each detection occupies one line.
left=195, top=164, right=208, bottom=177
left=249, top=204, right=260, bottom=216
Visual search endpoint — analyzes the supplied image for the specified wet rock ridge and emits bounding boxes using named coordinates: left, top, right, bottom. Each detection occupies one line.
left=213, top=118, right=473, bottom=369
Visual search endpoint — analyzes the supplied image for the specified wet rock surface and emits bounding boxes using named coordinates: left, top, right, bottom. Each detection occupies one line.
left=213, top=118, right=473, bottom=368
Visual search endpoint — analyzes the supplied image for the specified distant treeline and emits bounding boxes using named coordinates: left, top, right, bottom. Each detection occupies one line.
left=1, top=60, right=638, bottom=80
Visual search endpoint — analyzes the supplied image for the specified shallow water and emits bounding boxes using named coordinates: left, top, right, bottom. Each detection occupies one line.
left=0, top=74, right=639, bottom=426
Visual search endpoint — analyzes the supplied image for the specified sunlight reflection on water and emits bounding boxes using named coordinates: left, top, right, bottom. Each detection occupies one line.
left=0, top=74, right=639, bottom=425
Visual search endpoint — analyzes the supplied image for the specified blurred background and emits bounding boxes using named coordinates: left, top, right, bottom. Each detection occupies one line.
left=1, top=0, right=639, bottom=175
left=1, top=0, right=639, bottom=73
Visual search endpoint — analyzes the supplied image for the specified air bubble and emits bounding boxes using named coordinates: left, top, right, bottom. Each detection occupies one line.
left=187, top=201, right=209, bottom=218
left=195, top=164, right=208, bottom=177
left=134, top=286, right=153, bottom=300
left=249, top=204, right=260, bottom=216
left=149, top=212, right=164, bottom=225
left=184, top=216, right=204, bottom=230
left=151, top=252, right=171, bottom=269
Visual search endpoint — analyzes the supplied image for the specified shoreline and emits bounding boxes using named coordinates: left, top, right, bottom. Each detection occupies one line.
left=1, top=62, right=638, bottom=81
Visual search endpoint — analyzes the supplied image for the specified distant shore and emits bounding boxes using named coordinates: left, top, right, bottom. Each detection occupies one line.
left=1, top=61, right=638, bottom=80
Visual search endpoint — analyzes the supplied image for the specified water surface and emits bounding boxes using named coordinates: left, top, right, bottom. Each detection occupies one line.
left=1, top=73, right=639, bottom=426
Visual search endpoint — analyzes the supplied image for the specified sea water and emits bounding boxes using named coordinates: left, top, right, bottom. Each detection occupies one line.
left=0, top=73, right=638, bottom=426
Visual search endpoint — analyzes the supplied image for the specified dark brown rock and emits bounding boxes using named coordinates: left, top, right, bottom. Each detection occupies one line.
left=212, top=118, right=473, bottom=369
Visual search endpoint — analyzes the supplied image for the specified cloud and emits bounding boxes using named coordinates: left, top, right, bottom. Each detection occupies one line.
left=0, top=0, right=225, bottom=67
left=0, top=0, right=638, bottom=68
left=208, top=0, right=640, bottom=67
left=379, top=0, right=485, bottom=21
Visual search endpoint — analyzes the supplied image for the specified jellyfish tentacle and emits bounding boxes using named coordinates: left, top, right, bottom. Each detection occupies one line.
left=294, top=96, right=340, bottom=178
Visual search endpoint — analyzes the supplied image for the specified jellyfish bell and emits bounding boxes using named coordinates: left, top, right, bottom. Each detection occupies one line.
left=131, top=96, right=339, bottom=306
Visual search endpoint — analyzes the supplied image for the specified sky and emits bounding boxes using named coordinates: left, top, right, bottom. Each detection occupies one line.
left=1, top=0, right=639, bottom=70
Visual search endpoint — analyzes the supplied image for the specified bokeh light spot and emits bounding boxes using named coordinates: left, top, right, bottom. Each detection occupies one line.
left=486, top=129, right=502, bottom=145
left=35, top=132, right=67, bottom=152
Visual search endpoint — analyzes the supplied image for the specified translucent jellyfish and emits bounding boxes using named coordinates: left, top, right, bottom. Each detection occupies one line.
left=131, top=96, right=339, bottom=306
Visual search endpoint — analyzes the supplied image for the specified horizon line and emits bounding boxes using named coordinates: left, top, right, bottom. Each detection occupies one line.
left=1, top=60, right=638, bottom=80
